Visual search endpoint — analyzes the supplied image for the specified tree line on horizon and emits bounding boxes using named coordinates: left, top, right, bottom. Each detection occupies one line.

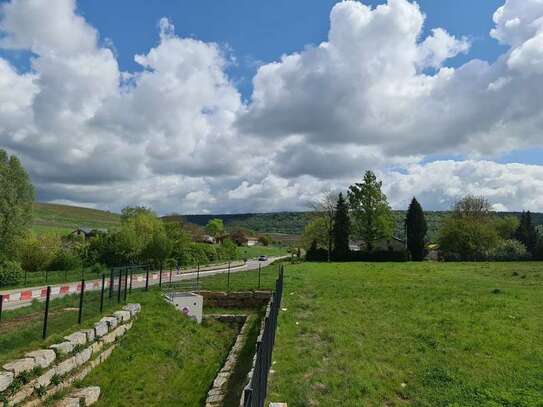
left=303, top=170, right=543, bottom=262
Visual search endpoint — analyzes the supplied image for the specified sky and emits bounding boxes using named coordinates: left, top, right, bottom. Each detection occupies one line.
left=0, top=0, right=543, bottom=214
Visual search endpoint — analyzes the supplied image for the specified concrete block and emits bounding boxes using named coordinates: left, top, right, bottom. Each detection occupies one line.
left=50, top=342, right=75, bottom=356
left=56, top=397, right=80, bottom=407
left=91, top=341, right=104, bottom=354
left=75, top=347, right=92, bottom=366
left=113, top=310, right=131, bottom=323
left=3, top=358, right=36, bottom=376
left=123, top=303, right=141, bottom=316
left=35, top=368, right=56, bottom=388
left=55, top=356, right=77, bottom=377
left=9, top=382, right=34, bottom=405
left=72, top=386, right=101, bottom=406
left=100, top=316, right=118, bottom=330
left=94, top=321, right=108, bottom=338
left=25, top=349, right=56, bottom=369
left=0, top=371, right=14, bottom=392
left=83, top=328, right=96, bottom=343
left=100, top=331, right=116, bottom=345
left=64, top=331, right=87, bottom=345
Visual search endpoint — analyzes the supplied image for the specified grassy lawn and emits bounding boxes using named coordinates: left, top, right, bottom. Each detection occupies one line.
left=239, top=245, right=290, bottom=259
left=77, top=290, right=238, bottom=406
left=267, top=262, right=543, bottom=407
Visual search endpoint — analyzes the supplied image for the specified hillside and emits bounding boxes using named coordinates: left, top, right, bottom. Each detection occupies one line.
left=170, top=210, right=543, bottom=242
left=33, top=202, right=543, bottom=242
left=32, top=202, right=121, bottom=235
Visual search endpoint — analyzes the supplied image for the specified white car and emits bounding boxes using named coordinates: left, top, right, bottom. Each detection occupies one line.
left=258, top=255, right=268, bottom=261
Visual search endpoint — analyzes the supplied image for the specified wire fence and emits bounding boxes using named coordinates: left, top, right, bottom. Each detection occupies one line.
left=0, top=260, right=281, bottom=360
left=242, top=265, right=284, bottom=407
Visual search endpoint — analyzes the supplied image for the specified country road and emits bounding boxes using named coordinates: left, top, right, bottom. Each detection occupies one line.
left=0, top=256, right=286, bottom=311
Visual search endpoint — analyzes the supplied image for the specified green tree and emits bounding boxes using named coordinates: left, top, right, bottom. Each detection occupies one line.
left=405, top=197, right=427, bottom=261
left=141, top=228, right=173, bottom=268
left=205, top=218, right=225, bottom=240
left=515, top=211, right=538, bottom=255
left=332, top=193, right=350, bottom=261
left=348, top=171, right=394, bottom=251
left=0, top=150, right=35, bottom=259
left=494, top=216, right=520, bottom=240
left=301, top=217, right=328, bottom=250
left=438, top=196, right=500, bottom=260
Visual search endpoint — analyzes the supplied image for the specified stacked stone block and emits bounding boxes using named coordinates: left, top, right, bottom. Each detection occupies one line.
left=0, top=304, right=140, bottom=406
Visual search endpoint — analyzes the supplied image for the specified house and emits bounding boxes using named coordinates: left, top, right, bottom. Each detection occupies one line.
left=246, top=237, right=259, bottom=247
left=201, top=234, right=216, bottom=244
left=349, top=236, right=406, bottom=252
left=69, top=227, right=107, bottom=240
left=426, top=243, right=440, bottom=261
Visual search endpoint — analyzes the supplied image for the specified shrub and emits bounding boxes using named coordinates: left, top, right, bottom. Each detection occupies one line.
left=16, top=234, right=59, bottom=272
left=48, top=248, right=82, bottom=271
left=488, top=240, right=530, bottom=261
left=0, top=260, right=23, bottom=287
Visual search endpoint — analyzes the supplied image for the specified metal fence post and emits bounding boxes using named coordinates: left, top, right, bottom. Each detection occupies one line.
left=124, top=267, right=129, bottom=302
left=0, top=294, right=3, bottom=322
left=78, top=280, right=85, bottom=324
left=100, top=274, right=105, bottom=313
left=258, top=263, right=261, bottom=290
left=145, top=265, right=150, bottom=291
left=117, top=269, right=122, bottom=303
left=159, top=263, right=163, bottom=288
left=169, top=264, right=173, bottom=285
left=129, top=267, right=133, bottom=294
left=45, top=269, right=48, bottom=284
left=227, top=262, right=231, bottom=291
left=42, top=286, right=51, bottom=339
left=197, top=262, right=200, bottom=290
left=109, top=269, right=114, bottom=299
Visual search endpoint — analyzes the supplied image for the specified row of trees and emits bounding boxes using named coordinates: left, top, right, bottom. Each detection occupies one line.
left=303, top=170, right=543, bottom=262
left=0, top=149, right=242, bottom=287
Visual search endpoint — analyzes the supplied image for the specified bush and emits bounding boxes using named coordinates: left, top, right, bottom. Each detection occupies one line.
left=17, top=234, right=59, bottom=272
left=0, top=260, right=23, bottom=287
left=488, top=240, right=530, bottom=261
left=48, top=248, right=82, bottom=271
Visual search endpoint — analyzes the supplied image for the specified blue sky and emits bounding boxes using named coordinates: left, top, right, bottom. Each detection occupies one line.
left=71, top=0, right=506, bottom=100
left=1, top=0, right=543, bottom=213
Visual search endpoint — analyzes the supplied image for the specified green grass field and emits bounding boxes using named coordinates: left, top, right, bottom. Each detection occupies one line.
left=32, top=202, right=121, bottom=236
left=267, top=262, right=543, bottom=407
left=239, top=245, right=290, bottom=259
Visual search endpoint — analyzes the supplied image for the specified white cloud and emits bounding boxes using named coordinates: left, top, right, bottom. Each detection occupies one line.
left=1, top=0, right=543, bottom=214
left=383, top=160, right=543, bottom=212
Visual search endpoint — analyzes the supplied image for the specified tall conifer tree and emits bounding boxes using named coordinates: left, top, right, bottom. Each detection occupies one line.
left=332, top=193, right=350, bottom=261
left=405, top=197, right=427, bottom=261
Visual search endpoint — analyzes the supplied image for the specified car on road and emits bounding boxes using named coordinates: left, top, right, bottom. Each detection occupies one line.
left=258, top=255, right=268, bottom=261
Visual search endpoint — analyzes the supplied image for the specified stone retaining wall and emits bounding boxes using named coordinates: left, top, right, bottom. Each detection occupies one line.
left=201, top=291, right=271, bottom=308
left=0, top=304, right=141, bottom=406
left=206, top=314, right=255, bottom=407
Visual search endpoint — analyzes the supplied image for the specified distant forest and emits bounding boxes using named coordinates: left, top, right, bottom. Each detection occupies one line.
left=164, top=211, right=543, bottom=242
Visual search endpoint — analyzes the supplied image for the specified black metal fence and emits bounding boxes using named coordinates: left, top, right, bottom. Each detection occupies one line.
left=242, top=265, right=284, bottom=407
